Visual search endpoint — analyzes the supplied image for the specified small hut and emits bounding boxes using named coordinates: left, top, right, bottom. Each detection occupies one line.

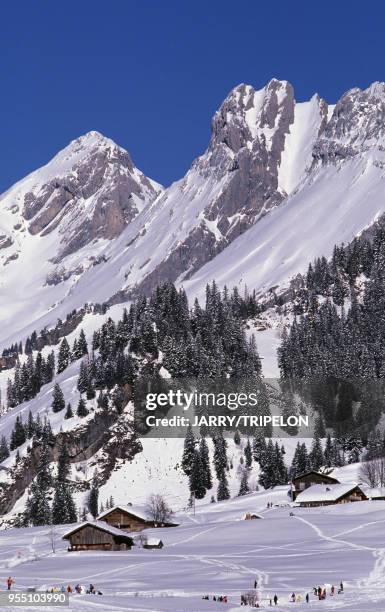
left=243, top=512, right=263, bottom=520
left=143, top=538, right=164, bottom=549
left=62, top=521, right=134, bottom=551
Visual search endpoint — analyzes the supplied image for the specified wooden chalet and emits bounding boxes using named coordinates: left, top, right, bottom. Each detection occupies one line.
left=97, top=504, right=177, bottom=532
left=62, top=521, right=134, bottom=551
left=291, top=471, right=340, bottom=501
left=295, top=483, right=367, bottom=508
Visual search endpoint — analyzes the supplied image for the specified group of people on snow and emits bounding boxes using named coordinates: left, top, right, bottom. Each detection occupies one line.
left=204, top=578, right=345, bottom=608
left=202, top=594, right=228, bottom=603
left=312, top=581, right=343, bottom=600
left=45, top=583, right=103, bottom=595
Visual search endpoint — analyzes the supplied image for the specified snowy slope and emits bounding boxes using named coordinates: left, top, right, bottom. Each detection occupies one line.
left=184, top=82, right=385, bottom=301
left=1, top=497, right=385, bottom=610
left=0, top=133, right=161, bottom=347
left=183, top=152, right=385, bottom=301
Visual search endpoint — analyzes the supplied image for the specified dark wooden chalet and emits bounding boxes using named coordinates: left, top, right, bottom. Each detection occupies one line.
left=62, top=521, right=134, bottom=551
left=291, top=471, right=340, bottom=501
left=97, top=505, right=177, bottom=532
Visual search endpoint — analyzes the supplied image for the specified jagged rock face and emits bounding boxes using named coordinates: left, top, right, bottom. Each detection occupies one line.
left=127, top=79, right=327, bottom=296
left=0, top=406, right=141, bottom=517
left=313, top=82, right=385, bottom=163
left=20, top=132, right=161, bottom=260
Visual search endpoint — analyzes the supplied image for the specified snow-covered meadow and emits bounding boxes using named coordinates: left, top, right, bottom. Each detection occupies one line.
left=0, top=489, right=385, bottom=611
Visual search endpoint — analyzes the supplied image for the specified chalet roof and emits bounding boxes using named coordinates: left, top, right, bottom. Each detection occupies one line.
left=97, top=504, right=150, bottom=523
left=296, top=483, right=365, bottom=504
left=292, top=471, right=340, bottom=484
left=364, top=487, right=385, bottom=499
left=62, top=520, right=134, bottom=541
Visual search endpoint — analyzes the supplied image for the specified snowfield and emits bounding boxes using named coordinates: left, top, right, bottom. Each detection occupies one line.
left=1, top=494, right=385, bottom=611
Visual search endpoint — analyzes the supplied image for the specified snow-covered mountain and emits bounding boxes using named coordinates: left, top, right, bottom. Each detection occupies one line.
left=2, top=79, right=385, bottom=346
left=0, top=131, right=162, bottom=344
left=184, top=82, right=385, bottom=301
left=111, top=79, right=327, bottom=298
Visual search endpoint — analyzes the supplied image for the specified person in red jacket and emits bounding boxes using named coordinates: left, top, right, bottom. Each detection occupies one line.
left=7, top=577, right=14, bottom=590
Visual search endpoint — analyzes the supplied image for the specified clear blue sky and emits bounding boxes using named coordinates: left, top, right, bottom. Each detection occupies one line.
left=1, top=0, right=384, bottom=191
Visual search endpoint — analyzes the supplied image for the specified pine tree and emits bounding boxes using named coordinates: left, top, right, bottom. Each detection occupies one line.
left=24, top=441, right=52, bottom=526
left=0, top=436, right=10, bottom=462
left=314, top=415, right=326, bottom=438
left=189, top=450, right=207, bottom=499
left=64, top=403, right=73, bottom=419
left=76, top=397, right=88, bottom=417
left=244, top=438, right=252, bottom=468
left=198, top=437, right=212, bottom=490
left=252, top=433, right=266, bottom=465
left=309, top=435, right=324, bottom=471
left=26, top=410, right=35, bottom=438
left=213, top=432, right=228, bottom=479
left=77, top=361, right=89, bottom=394
left=217, top=471, right=230, bottom=501
left=52, top=443, right=76, bottom=524
left=10, top=415, right=26, bottom=450
left=238, top=470, right=250, bottom=496
left=57, top=338, right=71, bottom=374
left=88, top=476, right=99, bottom=519
left=181, top=425, right=196, bottom=476
left=51, top=383, right=65, bottom=413
left=324, top=433, right=334, bottom=467
left=76, top=329, right=88, bottom=358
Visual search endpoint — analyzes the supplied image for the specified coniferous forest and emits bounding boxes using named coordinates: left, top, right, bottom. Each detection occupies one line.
left=278, top=221, right=385, bottom=437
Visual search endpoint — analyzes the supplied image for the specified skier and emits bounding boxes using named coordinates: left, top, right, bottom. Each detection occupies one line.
left=331, top=585, right=335, bottom=596
left=254, top=579, right=258, bottom=589
left=290, top=592, right=295, bottom=602
left=67, top=585, right=73, bottom=593
left=7, top=577, right=14, bottom=590
left=340, top=580, right=344, bottom=592
left=274, top=594, right=278, bottom=605
left=306, top=593, right=309, bottom=603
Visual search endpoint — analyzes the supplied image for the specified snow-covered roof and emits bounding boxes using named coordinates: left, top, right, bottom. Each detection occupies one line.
left=242, top=512, right=263, bottom=519
left=296, top=483, right=365, bottom=503
left=97, top=504, right=150, bottom=522
left=145, top=538, right=163, bottom=546
left=364, top=487, right=385, bottom=499
left=62, top=520, right=134, bottom=540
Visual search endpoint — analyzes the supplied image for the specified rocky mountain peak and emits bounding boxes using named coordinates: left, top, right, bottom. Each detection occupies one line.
left=313, top=81, right=385, bottom=164
left=0, top=131, right=162, bottom=263
left=210, top=79, right=295, bottom=154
